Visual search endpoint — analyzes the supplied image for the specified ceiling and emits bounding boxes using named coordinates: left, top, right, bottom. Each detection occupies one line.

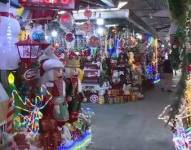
left=124, top=0, right=171, bottom=39
left=77, top=0, right=171, bottom=40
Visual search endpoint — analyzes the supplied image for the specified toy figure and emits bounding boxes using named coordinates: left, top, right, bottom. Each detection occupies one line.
left=40, top=56, right=69, bottom=123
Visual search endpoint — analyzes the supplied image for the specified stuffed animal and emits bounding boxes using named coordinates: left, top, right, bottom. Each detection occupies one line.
left=0, top=1, right=21, bottom=70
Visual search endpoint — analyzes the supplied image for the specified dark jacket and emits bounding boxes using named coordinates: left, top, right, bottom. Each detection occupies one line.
left=163, top=59, right=173, bottom=74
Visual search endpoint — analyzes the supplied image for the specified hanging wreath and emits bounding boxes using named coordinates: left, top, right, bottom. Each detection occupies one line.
left=65, top=32, right=74, bottom=43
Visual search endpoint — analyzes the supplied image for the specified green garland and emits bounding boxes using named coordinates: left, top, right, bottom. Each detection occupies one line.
left=168, top=0, right=189, bottom=25
left=167, top=0, right=191, bottom=122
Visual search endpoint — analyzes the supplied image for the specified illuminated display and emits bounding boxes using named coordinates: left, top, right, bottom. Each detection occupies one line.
left=19, top=0, right=75, bottom=9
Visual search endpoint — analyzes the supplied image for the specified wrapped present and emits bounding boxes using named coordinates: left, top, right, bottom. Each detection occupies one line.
left=98, top=96, right=105, bottom=104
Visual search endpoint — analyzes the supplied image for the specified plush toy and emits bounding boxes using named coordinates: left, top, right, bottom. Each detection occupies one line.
left=0, top=1, right=21, bottom=70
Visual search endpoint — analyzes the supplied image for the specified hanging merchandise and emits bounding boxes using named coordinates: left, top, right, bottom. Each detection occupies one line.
left=59, top=12, right=74, bottom=31
left=84, top=7, right=92, bottom=19
left=65, top=32, right=75, bottom=43
left=30, top=24, right=45, bottom=42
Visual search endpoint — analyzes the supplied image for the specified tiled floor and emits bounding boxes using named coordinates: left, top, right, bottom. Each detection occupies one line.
left=84, top=73, right=180, bottom=150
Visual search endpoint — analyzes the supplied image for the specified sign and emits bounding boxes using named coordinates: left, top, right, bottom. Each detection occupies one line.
left=23, top=68, right=39, bottom=81
left=19, top=0, right=75, bottom=9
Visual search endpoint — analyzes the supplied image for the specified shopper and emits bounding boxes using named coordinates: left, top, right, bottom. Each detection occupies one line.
left=161, top=58, right=173, bottom=92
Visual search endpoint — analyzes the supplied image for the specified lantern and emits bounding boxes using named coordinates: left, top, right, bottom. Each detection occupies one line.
left=16, top=38, right=49, bottom=83
left=16, top=38, right=49, bottom=64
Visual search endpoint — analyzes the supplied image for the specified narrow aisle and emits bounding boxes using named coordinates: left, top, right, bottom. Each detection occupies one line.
left=85, top=88, right=175, bottom=150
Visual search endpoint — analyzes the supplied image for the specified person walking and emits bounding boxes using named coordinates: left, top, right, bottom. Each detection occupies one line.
left=161, top=58, right=173, bottom=92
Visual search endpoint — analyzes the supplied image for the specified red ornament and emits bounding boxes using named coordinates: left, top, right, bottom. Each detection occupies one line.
left=187, top=65, right=191, bottom=73
left=65, top=32, right=74, bottom=42
left=59, top=12, right=72, bottom=26
left=84, top=8, right=92, bottom=18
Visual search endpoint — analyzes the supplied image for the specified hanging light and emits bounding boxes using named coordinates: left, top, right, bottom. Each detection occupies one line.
left=51, top=30, right=58, bottom=37
left=97, top=27, right=104, bottom=35
left=96, top=13, right=104, bottom=26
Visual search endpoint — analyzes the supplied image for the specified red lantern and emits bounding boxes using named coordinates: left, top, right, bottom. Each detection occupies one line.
left=84, top=8, right=92, bottom=18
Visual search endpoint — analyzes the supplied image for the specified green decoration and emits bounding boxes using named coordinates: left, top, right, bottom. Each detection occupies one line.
left=170, top=48, right=181, bottom=70
left=168, top=0, right=188, bottom=25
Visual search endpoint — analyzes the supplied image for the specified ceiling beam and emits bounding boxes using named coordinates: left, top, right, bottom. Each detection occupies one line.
left=99, top=0, right=115, bottom=7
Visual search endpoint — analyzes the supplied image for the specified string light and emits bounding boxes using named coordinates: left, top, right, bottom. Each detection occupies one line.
left=12, top=85, right=52, bottom=136
left=8, top=73, right=15, bottom=85
left=58, top=131, right=92, bottom=150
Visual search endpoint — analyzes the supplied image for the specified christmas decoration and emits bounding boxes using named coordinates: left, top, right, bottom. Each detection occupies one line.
left=0, top=2, right=21, bottom=70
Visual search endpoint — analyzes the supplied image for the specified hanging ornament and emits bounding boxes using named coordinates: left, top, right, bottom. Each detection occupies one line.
left=84, top=7, right=92, bottom=19
left=80, top=21, right=93, bottom=33
left=65, top=32, right=74, bottom=43
left=59, top=12, right=72, bottom=27
left=88, top=36, right=100, bottom=48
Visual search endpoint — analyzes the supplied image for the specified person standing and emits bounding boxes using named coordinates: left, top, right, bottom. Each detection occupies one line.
left=161, top=58, right=173, bottom=92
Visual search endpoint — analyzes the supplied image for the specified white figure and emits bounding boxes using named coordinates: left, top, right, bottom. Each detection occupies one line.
left=0, top=2, right=21, bottom=70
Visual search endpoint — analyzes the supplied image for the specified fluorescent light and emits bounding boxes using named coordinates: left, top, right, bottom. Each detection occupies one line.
left=106, top=24, right=118, bottom=28
left=97, top=18, right=104, bottom=25
left=118, top=1, right=128, bottom=9
left=136, top=33, right=142, bottom=40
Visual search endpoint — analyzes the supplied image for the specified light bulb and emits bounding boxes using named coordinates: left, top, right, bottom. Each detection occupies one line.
left=51, top=30, right=58, bottom=37
left=96, top=18, right=104, bottom=26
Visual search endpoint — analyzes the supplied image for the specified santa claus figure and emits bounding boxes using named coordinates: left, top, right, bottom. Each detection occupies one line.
left=40, top=58, right=69, bottom=123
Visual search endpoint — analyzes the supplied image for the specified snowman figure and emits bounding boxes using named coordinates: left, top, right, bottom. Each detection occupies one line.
left=0, top=1, right=21, bottom=70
